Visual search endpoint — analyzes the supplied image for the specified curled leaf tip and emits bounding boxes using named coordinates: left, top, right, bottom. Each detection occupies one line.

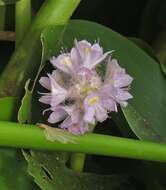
left=37, top=123, right=78, bottom=144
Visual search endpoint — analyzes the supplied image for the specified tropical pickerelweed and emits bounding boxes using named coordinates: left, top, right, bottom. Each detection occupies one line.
left=39, top=40, right=133, bottom=135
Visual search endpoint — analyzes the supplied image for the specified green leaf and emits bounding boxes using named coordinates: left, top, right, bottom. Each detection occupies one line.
left=24, top=150, right=140, bottom=190
left=0, top=0, right=20, bottom=6
left=0, top=97, right=18, bottom=121
left=41, top=25, right=65, bottom=64
left=129, top=37, right=159, bottom=62
left=0, top=149, right=37, bottom=190
left=57, top=19, right=166, bottom=142
left=18, top=79, right=32, bottom=123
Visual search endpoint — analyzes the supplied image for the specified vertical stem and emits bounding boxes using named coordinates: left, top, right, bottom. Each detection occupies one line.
left=15, top=0, right=31, bottom=47
left=70, top=153, right=86, bottom=173
left=70, top=125, right=95, bottom=172
left=0, top=6, right=6, bottom=30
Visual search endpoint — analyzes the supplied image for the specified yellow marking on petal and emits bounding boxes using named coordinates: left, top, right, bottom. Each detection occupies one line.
left=84, top=47, right=91, bottom=55
left=62, top=57, right=72, bottom=66
left=88, top=96, right=99, bottom=106
left=81, top=86, right=90, bottom=94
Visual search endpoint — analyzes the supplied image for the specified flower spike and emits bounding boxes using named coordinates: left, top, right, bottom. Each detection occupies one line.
left=39, top=40, right=133, bottom=135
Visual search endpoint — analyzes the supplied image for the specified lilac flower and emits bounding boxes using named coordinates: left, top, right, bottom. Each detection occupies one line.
left=103, top=58, right=133, bottom=107
left=47, top=106, right=67, bottom=124
left=74, top=40, right=113, bottom=70
left=50, top=40, right=112, bottom=77
left=105, top=58, right=133, bottom=88
left=83, top=93, right=108, bottom=124
left=39, top=70, right=68, bottom=107
left=69, top=70, right=102, bottom=100
left=50, top=53, right=78, bottom=76
left=60, top=110, right=89, bottom=135
left=39, top=39, right=133, bottom=135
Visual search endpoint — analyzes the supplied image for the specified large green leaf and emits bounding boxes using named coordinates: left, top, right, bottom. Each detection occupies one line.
left=24, top=150, right=141, bottom=190
left=129, top=37, right=159, bottom=62
left=0, top=149, right=37, bottom=190
left=56, top=19, right=166, bottom=142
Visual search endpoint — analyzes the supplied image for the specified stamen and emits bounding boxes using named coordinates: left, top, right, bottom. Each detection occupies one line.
left=62, top=57, right=72, bottom=66
left=84, top=47, right=91, bottom=55
left=88, top=96, right=99, bottom=106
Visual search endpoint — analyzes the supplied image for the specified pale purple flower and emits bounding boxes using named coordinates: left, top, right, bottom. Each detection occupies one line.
left=39, top=39, right=133, bottom=135
left=103, top=58, right=133, bottom=107
left=39, top=70, right=68, bottom=107
left=61, top=119, right=89, bottom=135
left=74, top=39, right=113, bottom=70
left=105, top=58, right=133, bottom=88
left=48, top=106, right=67, bottom=124
left=69, top=70, right=102, bottom=100
left=47, top=104, right=78, bottom=123
left=50, top=40, right=112, bottom=77
left=60, top=110, right=89, bottom=135
left=47, top=105, right=89, bottom=135
left=50, top=53, right=78, bottom=76
left=83, top=93, right=108, bottom=124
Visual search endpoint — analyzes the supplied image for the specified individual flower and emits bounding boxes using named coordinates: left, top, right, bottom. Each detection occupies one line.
left=50, top=40, right=113, bottom=77
left=74, top=39, right=113, bottom=70
left=39, top=39, right=133, bottom=135
left=60, top=109, right=89, bottom=135
left=83, top=93, right=108, bottom=124
left=39, top=70, right=68, bottom=107
left=103, top=58, right=133, bottom=108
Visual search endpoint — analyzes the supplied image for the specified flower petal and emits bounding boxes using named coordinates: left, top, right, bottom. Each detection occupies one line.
left=39, top=76, right=51, bottom=90
left=39, top=94, right=51, bottom=104
left=114, top=74, right=133, bottom=88
left=105, top=58, right=133, bottom=88
left=50, top=54, right=73, bottom=75
left=95, top=105, right=108, bottom=122
left=90, top=50, right=114, bottom=69
left=84, top=107, right=95, bottom=124
left=48, top=74, right=68, bottom=106
left=48, top=107, right=67, bottom=123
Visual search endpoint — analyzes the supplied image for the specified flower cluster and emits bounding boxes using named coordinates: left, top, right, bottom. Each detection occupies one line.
left=39, top=40, right=133, bottom=135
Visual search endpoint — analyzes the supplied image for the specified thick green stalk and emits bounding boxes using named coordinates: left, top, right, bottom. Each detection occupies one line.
left=70, top=153, right=86, bottom=172
left=15, top=0, right=31, bottom=47
left=0, top=6, right=6, bottom=30
left=1, top=121, right=166, bottom=163
left=0, top=0, right=80, bottom=97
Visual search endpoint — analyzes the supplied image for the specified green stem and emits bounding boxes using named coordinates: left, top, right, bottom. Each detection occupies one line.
left=0, top=121, right=166, bottom=163
left=0, top=0, right=80, bottom=97
left=0, top=6, right=6, bottom=30
left=70, top=125, right=95, bottom=172
left=70, top=153, right=86, bottom=172
left=15, top=0, right=31, bottom=47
